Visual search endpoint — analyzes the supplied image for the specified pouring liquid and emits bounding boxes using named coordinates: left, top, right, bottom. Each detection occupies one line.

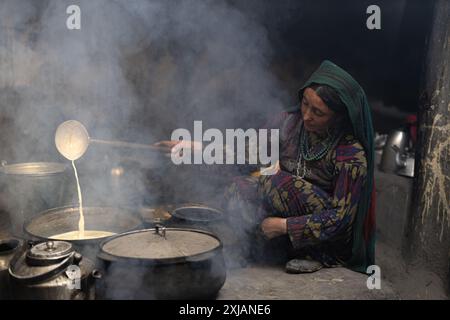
left=72, top=160, right=85, bottom=238
left=50, top=161, right=116, bottom=240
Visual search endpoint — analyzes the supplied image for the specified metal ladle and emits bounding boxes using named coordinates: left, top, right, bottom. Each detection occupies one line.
left=55, top=120, right=165, bottom=161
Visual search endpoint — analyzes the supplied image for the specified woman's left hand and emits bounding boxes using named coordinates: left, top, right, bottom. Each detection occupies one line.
left=260, top=217, right=287, bottom=239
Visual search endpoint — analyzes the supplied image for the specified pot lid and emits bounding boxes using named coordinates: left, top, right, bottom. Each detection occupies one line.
left=99, top=228, right=221, bottom=264
left=0, top=162, right=67, bottom=176
left=9, top=242, right=75, bottom=285
left=171, top=204, right=223, bottom=223
left=27, top=241, right=74, bottom=266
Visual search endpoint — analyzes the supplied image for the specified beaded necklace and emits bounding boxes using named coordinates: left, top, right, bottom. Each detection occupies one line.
left=296, top=122, right=343, bottom=178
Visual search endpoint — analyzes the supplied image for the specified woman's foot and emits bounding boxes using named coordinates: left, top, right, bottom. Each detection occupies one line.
left=285, top=258, right=323, bottom=273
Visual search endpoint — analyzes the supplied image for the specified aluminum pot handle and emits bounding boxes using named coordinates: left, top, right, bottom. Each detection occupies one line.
left=91, top=269, right=102, bottom=280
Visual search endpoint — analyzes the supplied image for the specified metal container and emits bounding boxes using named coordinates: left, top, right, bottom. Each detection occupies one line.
left=0, top=162, right=69, bottom=237
left=379, top=129, right=408, bottom=174
left=168, top=204, right=235, bottom=249
left=158, top=204, right=240, bottom=269
left=23, top=206, right=143, bottom=262
left=397, top=155, right=415, bottom=178
left=0, top=238, right=24, bottom=299
left=8, top=240, right=100, bottom=300
left=97, top=227, right=226, bottom=299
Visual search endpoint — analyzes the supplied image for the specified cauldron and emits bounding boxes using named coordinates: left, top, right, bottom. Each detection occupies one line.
left=23, top=206, right=142, bottom=261
left=97, top=227, right=226, bottom=300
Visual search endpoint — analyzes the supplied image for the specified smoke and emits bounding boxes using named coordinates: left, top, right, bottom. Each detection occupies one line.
left=0, top=0, right=289, bottom=291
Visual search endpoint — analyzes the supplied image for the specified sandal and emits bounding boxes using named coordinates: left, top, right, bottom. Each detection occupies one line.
left=285, top=258, right=323, bottom=273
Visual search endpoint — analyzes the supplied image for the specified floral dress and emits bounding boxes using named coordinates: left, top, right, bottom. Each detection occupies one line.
left=223, top=110, right=367, bottom=266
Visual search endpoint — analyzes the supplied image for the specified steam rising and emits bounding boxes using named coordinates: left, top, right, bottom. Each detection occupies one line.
left=0, top=0, right=289, bottom=295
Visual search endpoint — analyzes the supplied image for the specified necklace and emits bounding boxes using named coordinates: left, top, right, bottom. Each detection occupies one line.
left=295, top=153, right=309, bottom=178
left=295, top=123, right=342, bottom=178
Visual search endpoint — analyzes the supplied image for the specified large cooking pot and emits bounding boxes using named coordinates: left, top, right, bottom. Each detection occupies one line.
left=0, top=238, right=24, bottom=299
left=23, top=206, right=143, bottom=262
left=0, top=162, right=69, bottom=237
left=97, top=227, right=226, bottom=300
left=8, top=240, right=100, bottom=300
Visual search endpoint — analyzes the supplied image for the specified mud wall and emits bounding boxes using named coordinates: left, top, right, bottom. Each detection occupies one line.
left=405, top=0, right=450, bottom=292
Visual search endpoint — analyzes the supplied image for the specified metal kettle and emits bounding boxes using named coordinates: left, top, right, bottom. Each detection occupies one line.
left=379, top=129, right=415, bottom=177
left=8, top=240, right=100, bottom=300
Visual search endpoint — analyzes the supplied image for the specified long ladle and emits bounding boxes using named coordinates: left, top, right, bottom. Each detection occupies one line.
left=55, top=120, right=165, bottom=161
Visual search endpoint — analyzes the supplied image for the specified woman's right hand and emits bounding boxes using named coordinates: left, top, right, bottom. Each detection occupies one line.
left=153, top=140, right=181, bottom=155
left=153, top=140, right=203, bottom=158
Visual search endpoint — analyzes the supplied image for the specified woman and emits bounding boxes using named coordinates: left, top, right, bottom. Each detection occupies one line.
left=157, top=60, right=376, bottom=274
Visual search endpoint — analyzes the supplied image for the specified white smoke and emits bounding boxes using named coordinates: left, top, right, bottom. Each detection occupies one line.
left=0, top=0, right=289, bottom=277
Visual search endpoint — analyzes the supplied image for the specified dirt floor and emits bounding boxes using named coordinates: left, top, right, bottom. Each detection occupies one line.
left=217, top=240, right=449, bottom=300
left=374, top=240, right=448, bottom=300
left=219, top=264, right=397, bottom=300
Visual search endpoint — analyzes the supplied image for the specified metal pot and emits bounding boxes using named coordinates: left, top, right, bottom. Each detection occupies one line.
left=97, top=227, right=226, bottom=299
left=0, top=162, right=69, bottom=237
left=23, top=206, right=143, bottom=262
left=167, top=204, right=235, bottom=247
left=0, top=238, right=24, bottom=299
left=8, top=240, right=100, bottom=300
left=171, top=204, right=223, bottom=224
left=151, top=204, right=239, bottom=269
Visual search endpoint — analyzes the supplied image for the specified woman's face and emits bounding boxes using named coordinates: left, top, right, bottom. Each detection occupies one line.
left=301, top=87, right=336, bottom=135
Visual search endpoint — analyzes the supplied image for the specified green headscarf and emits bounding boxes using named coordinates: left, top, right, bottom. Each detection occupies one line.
left=296, top=60, right=376, bottom=273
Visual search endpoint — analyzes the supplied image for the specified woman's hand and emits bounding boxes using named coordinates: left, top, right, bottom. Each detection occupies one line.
left=153, top=141, right=181, bottom=155
left=260, top=217, right=287, bottom=239
left=153, top=140, right=202, bottom=158
left=259, top=160, right=280, bottom=176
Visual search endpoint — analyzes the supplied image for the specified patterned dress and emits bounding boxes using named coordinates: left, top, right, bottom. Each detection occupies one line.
left=223, top=110, right=367, bottom=266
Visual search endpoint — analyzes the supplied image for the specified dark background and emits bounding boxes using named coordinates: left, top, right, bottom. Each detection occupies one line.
left=230, top=0, right=435, bottom=131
